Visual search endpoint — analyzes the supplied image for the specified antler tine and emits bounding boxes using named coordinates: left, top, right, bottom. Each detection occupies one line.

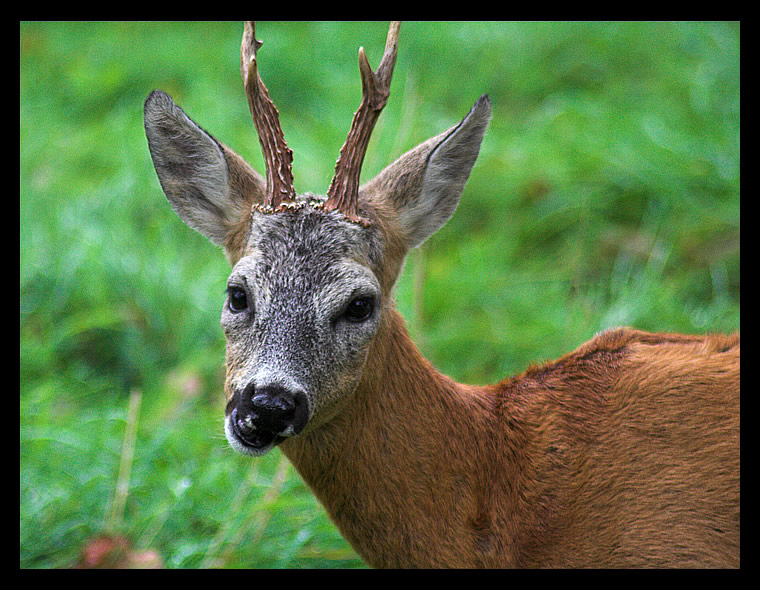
left=241, top=21, right=296, bottom=211
left=324, top=21, right=401, bottom=226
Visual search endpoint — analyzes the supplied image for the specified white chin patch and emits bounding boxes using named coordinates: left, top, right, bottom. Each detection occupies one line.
left=224, top=415, right=277, bottom=456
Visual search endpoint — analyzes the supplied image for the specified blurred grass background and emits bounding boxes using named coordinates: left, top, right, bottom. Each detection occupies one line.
left=20, top=21, right=739, bottom=568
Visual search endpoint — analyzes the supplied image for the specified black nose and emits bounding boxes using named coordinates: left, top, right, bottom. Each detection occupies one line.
left=230, top=383, right=309, bottom=450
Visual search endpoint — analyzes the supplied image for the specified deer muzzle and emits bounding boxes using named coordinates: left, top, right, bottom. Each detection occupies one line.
left=227, top=383, right=309, bottom=453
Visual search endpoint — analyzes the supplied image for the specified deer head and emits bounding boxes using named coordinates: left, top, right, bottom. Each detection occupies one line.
left=144, top=21, right=490, bottom=455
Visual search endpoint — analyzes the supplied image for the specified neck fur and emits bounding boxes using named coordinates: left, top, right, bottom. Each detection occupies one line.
left=281, top=307, right=499, bottom=568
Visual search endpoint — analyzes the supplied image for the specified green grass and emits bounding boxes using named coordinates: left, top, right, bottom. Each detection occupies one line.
left=20, top=21, right=739, bottom=568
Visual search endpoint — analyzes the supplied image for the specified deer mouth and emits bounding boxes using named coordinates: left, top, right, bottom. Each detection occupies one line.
left=225, top=383, right=310, bottom=455
left=227, top=407, right=285, bottom=454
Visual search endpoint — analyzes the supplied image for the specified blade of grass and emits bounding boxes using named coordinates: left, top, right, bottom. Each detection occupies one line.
left=107, top=388, right=142, bottom=533
left=201, top=453, right=290, bottom=568
left=199, top=459, right=261, bottom=568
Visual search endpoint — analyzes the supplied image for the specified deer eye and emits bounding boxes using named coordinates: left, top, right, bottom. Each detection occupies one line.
left=227, top=286, right=249, bottom=313
left=343, top=296, right=374, bottom=322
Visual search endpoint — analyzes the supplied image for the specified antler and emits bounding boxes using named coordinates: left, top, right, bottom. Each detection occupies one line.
left=241, top=21, right=296, bottom=211
left=324, top=21, right=401, bottom=226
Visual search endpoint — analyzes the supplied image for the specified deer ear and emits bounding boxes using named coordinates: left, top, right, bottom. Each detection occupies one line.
left=144, top=90, right=265, bottom=248
left=362, top=95, right=491, bottom=249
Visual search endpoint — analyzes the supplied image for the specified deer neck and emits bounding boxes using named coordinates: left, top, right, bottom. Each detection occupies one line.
left=281, top=306, right=501, bottom=568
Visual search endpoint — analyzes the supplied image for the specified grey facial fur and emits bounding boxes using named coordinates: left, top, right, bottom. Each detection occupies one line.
left=144, top=86, right=491, bottom=456
left=222, top=203, right=384, bottom=454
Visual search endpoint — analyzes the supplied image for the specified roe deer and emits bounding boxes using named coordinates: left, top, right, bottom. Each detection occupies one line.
left=144, top=22, right=740, bottom=568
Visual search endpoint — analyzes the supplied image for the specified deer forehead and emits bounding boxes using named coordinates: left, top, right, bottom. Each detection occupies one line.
left=232, top=206, right=384, bottom=305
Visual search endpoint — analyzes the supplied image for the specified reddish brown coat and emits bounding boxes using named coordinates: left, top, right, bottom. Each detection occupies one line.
left=283, top=318, right=739, bottom=568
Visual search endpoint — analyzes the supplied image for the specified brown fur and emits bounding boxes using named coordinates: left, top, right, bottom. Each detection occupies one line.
left=219, top=143, right=266, bottom=264
left=282, top=317, right=739, bottom=568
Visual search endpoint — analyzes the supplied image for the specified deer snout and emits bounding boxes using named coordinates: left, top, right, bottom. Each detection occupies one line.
left=229, top=383, right=309, bottom=452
